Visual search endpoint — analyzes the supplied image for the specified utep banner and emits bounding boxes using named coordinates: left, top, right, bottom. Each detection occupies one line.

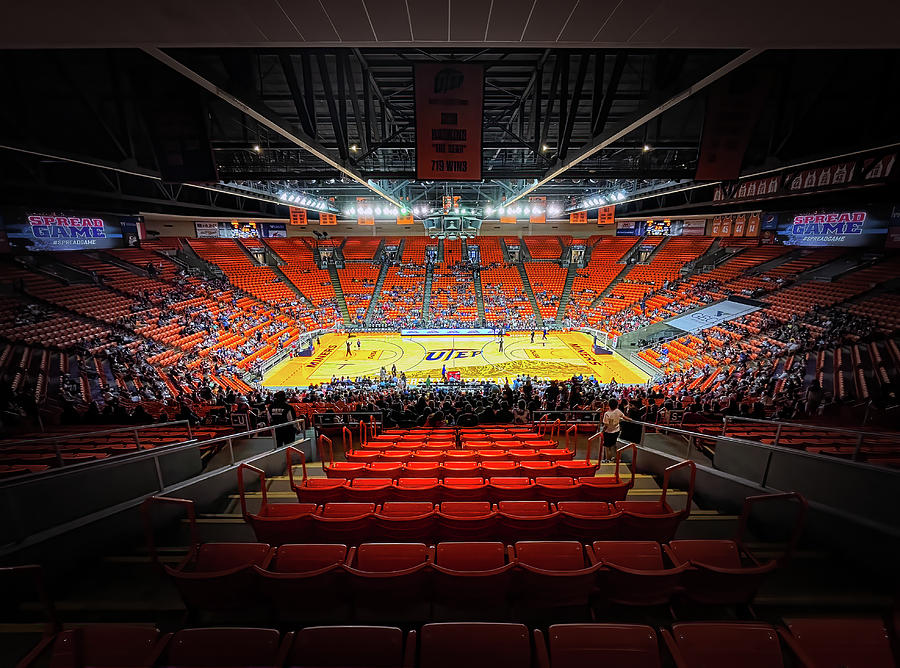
left=4, top=211, right=125, bottom=251
left=777, top=210, right=889, bottom=247
left=667, top=298, right=763, bottom=334
left=415, top=63, right=484, bottom=181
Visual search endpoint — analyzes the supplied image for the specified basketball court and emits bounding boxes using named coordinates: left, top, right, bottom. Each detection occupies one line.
left=262, top=331, right=648, bottom=388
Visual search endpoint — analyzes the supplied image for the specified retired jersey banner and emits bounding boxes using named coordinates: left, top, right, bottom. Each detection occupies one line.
left=415, top=63, right=483, bottom=181
left=288, top=207, right=307, bottom=225
left=746, top=213, right=760, bottom=236
left=598, top=206, right=616, bottom=226
left=319, top=213, right=337, bottom=226
left=569, top=211, right=588, bottom=224
left=529, top=196, right=546, bottom=224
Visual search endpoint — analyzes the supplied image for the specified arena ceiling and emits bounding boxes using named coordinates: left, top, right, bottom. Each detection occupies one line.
left=0, top=44, right=898, bottom=220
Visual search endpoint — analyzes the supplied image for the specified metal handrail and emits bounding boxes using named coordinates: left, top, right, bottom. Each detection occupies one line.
left=722, top=414, right=900, bottom=440
left=0, top=419, right=307, bottom=489
left=0, top=419, right=192, bottom=448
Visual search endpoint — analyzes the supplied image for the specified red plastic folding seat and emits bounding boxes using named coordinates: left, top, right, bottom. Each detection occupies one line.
left=778, top=618, right=896, bottom=667
left=34, top=626, right=168, bottom=668
left=661, top=623, right=786, bottom=668
left=512, top=541, right=602, bottom=611
left=437, top=501, right=498, bottom=540
left=381, top=450, right=412, bottom=463
left=245, top=503, right=318, bottom=545
left=166, top=543, right=273, bottom=611
left=462, top=440, right=492, bottom=450
left=325, top=462, right=366, bottom=479
left=442, top=462, right=479, bottom=477
left=403, top=462, right=442, bottom=478
left=255, top=544, right=350, bottom=621
left=665, top=540, right=776, bottom=606
left=441, top=477, right=488, bottom=501
left=314, top=503, right=375, bottom=544
left=538, top=448, right=574, bottom=461
left=374, top=502, right=437, bottom=540
left=534, top=477, right=581, bottom=501
left=431, top=542, right=514, bottom=620
left=497, top=501, right=559, bottom=541
left=555, top=460, right=597, bottom=478
left=346, top=543, right=434, bottom=621
left=161, top=627, right=283, bottom=668
left=365, top=462, right=403, bottom=479
left=393, top=477, right=441, bottom=502
left=557, top=502, right=620, bottom=541
left=488, top=476, right=536, bottom=501
left=522, top=440, right=555, bottom=449
left=480, top=460, right=519, bottom=476
left=520, top=460, right=559, bottom=478
left=409, top=451, right=445, bottom=464
left=535, top=624, right=662, bottom=668
left=507, top=449, right=538, bottom=462
left=419, top=623, right=532, bottom=668
left=345, top=450, right=382, bottom=463
left=425, top=440, right=455, bottom=449
left=496, top=440, right=523, bottom=449
left=443, top=450, right=476, bottom=462
left=419, top=442, right=454, bottom=451
left=614, top=460, right=695, bottom=542
left=476, top=449, right=508, bottom=462
left=293, top=478, right=347, bottom=504
left=344, top=478, right=394, bottom=504
left=577, top=443, right=637, bottom=501
left=284, top=626, right=411, bottom=668
left=590, top=541, right=688, bottom=606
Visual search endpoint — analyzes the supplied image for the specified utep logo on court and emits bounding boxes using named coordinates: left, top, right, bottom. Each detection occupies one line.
left=434, top=68, right=464, bottom=94
left=425, top=348, right=481, bottom=362
left=790, top=211, right=866, bottom=236
left=27, top=215, right=106, bottom=239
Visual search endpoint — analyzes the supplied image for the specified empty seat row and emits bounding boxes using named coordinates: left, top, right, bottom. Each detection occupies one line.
left=325, top=460, right=586, bottom=479
left=156, top=538, right=779, bottom=618
left=20, top=619, right=895, bottom=668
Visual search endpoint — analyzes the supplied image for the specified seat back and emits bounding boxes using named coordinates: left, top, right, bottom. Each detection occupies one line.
left=591, top=541, right=665, bottom=570
left=163, top=628, right=282, bottom=668
left=355, top=543, right=430, bottom=571
left=784, top=618, right=896, bottom=668
left=664, top=623, right=784, bottom=668
left=435, top=542, right=506, bottom=570
left=285, top=626, right=407, bottom=668
left=270, top=544, right=347, bottom=572
left=49, top=626, right=164, bottom=668
left=514, top=541, right=586, bottom=569
left=542, top=624, right=661, bottom=668
left=420, top=623, right=531, bottom=668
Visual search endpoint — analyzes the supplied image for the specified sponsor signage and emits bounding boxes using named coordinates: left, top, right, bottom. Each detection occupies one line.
left=777, top=210, right=887, bottom=247
left=195, top=221, right=219, bottom=238
left=415, top=63, right=484, bottom=181
left=682, top=219, right=707, bottom=236
left=667, top=298, right=763, bottom=333
left=4, top=211, right=125, bottom=250
left=401, top=328, right=495, bottom=336
left=259, top=222, right=287, bottom=238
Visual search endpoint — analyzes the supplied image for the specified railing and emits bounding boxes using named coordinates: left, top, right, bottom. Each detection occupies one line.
left=0, top=420, right=193, bottom=469
left=0, top=419, right=309, bottom=552
left=721, top=415, right=900, bottom=462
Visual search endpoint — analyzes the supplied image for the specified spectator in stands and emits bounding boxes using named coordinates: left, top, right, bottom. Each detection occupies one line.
left=601, top=398, right=626, bottom=462
left=268, top=391, right=297, bottom=446
left=805, top=380, right=824, bottom=416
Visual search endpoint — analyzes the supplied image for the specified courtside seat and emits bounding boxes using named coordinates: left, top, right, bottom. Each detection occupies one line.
left=431, top=542, right=515, bottom=620
left=284, top=626, right=412, bottom=668
left=665, top=540, right=776, bottom=606
left=534, top=477, right=580, bottom=501
left=161, top=627, right=282, bottom=668
left=35, top=626, right=168, bottom=668
left=165, top=543, right=273, bottom=612
left=346, top=543, right=433, bottom=622
left=557, top=502, right=620, bottom=541
left=315, top=504, right=375, bottom=544
left=661, top=622, right=786, bottom=668
left=513, top=541, right=602, bottom=612
left=590, top=541, right=688, bottom=607
left=488, top=477, right=536, bottom=501
left=437, top=502, right=497, bottom=540
left=255, top=545, right=349, bottom=621
left=778, top=618, right=896, bottom=668
left=374, top=502, right=437, bottom=540
left=535, top=624, right=662, bottom=668
left=497, top=501, right=559, bottom=541
left=419, top=623, right=532, bottom=668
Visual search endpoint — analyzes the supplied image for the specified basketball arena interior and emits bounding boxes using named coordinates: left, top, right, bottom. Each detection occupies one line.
left=2, top=4, right=900, bottom=665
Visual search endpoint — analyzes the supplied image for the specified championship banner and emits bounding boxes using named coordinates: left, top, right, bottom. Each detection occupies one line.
left=500, top=214, right=516, bottom=224
left=288, top=207, right=307, bottom=225
left=415, top=63, right=484, bottom=181
left=319, top=213, right=338, bottom=226
left=529, top=196, right=546, bottom=224
left=569, top=211, right=588, bottom=224
left=357, top=197, right=374, bottom=226
left=397, top=213, right=415, bottom=225
left=598, top=206, right=615, bottom=226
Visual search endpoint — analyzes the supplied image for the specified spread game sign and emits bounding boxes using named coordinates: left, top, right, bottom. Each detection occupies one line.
left=415, top=63, right=483, bottom=181
left=777, top=210, right=888, bottom=247
left=4, top=211, right=125, bottom=250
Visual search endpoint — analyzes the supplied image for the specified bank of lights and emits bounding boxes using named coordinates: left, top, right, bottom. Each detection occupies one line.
left=582, top=191, right=627, bottom=209
left=485, top=202, right=563, bottom=218
left=278, top=192, right=331, bottom=212
left=344, top=204, right=412, bottom=218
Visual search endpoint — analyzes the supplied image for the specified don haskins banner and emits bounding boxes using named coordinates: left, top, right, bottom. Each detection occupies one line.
left=415, top=63, right=483, bottom=181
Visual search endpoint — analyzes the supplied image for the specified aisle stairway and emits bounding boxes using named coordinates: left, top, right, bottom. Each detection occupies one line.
left=516, top=263, right=544, bottom=327
left=327, top=265, right=351, bottom=325
left=364, top=264, right=390, bottom=325
left=473, top=268, right=486, bottom=324
left=422, top=264, right=434, bottom=321
left=555, top=263, right=578, bottom=321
